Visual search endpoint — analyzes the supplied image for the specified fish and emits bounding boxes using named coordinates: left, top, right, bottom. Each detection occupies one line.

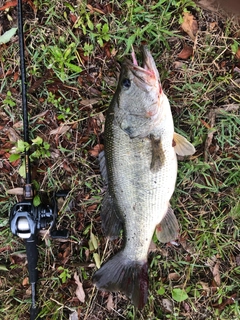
left=93, top=46, right=195, bottom=309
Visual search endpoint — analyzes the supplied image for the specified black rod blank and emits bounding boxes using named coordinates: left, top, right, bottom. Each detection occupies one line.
left=17, top=0, right=32, bottom=189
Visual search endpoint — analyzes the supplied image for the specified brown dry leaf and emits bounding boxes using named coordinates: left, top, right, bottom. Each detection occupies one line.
left=86, top=204, right=98, bottom=212
left=162, top=298, right=173, bottom=313
left=236, top=47, right=240, bottom=60
left=199, top=281, right=210, bottom=296
left=168, top=273, right=181, bottom=281
left=86, top=4, right=105, bottom=14
left=22, top=277, right=29, bottom=286
left=50, top=125, right=70, bottom=135
left=181, top=12, right=198, bottom=40
left=26, top=285, right=32, bottom=296
left=106, top=293, right=114, bottom=311
left=80, top=98, right=99, bottom=106
left=7, top=187, right=24, bottom=195
left=212, top=260, right=221, bottom=286
left=89, top=144, right=104, bottom=157
left=209, top=21, right=218, bottom=31
left=178, top=45, right=193, bottom=59
left=69, top=13, right=78, bottom=24
left=74, top=272, right=85, bottom=303
left=173, top=61, right=185, bottom=69
left=6, top=127, right=21, bottom=142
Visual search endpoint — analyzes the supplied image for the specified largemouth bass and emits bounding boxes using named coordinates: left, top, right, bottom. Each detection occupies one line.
left=93, top=47, right=195, bottom=308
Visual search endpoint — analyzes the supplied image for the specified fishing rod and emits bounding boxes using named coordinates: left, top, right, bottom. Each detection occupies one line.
left=9, top=1, right=69, bottom=319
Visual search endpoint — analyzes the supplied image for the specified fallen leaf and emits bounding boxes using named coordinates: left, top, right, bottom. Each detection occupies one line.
left=22, top=277, right=29, bottom=286
left=0, top=1, right=17, bottom=10
left=7, top=187, right=24, bottom=195
left=26, top=285, right=32, bottom=296
left=74, top=272, right=85, bottom=303
left=212, top=260, right=221, bottom=286
left=69, top=311, right=78, bottom=320
left=213, top=293, right=237, bottom=310
left=181, top=12, right=198, bottom=40
left=106, top=293, right=114, bottom=311
left=89, top=144, right=104, bottom=157
left=0, top=28, right=17, bottom=44
left=80, top=98, right=99, bottom=106
left=172, top=61, right=185, bottom=69
left=209, top=22, right=218, bottom=31
left=69, top=13, right=78, bottom=24
left=168, top=273, right=181, bottom=281
left=6, top=127, right=21, bottom=142
left=199, top=281, right=210, bottom=296
left=162, top=298, right=173, bottom=313
left=178, top=44, right=193, bottom=59
left=50, top=125, right=70, bottom=135
left=183, top=302, right=191, bottom=313
left=86, top=4, right=105, bottom=14
left=236, top=47, right=240, bottom=60
left=0, top=0, right=36, bottom=12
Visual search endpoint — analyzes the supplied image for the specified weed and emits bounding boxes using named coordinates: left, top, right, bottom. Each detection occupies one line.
left=0, top=0, right=240, bottom=319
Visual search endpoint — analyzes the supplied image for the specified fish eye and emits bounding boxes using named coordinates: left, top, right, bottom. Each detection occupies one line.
left=122, top=78, right=131, bottom=89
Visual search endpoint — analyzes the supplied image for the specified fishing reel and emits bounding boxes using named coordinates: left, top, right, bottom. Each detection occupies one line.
left=10, top=191, right=69, bottom=240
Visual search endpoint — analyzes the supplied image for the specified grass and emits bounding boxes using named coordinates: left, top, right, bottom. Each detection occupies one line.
left=0, top=0, right=240, bottom=319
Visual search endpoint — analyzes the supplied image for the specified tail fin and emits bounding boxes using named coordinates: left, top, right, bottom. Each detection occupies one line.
left=93, top=251, right=148, bottom=309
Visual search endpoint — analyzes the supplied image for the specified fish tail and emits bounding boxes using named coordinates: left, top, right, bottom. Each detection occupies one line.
left=93, top=251, right=148, bottom=309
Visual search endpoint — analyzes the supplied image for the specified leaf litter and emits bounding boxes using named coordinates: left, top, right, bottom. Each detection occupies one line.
left=0, top=1, right=240, bottom=319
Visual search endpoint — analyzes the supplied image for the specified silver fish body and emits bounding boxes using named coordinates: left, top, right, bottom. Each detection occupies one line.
left=93, top=47, right=195, bottom=308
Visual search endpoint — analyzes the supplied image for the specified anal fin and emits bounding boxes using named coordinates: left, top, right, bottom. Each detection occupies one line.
left=173, top=132, right=195, bottom=156
left=156, top=206, right=179, bottom=243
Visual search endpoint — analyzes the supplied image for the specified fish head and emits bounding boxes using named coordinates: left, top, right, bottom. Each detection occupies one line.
left=115, top=46, right=165, bottom=138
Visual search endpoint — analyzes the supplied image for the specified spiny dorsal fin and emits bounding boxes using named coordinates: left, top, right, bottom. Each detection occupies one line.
left=173, top=132, right=196, bottom=156
left=155, top=205, right=179, bottom=243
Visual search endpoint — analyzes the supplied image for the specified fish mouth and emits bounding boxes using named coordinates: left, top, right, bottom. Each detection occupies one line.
left=125, top=46, right=161, bottom=84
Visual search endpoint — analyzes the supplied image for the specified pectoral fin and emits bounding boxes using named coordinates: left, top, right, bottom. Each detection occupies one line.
left=150, top=135, right=165, bottom=173
left=173, top=132, right=195, bottom=156
left=100, top=190, right=123, bottom=240
left=155, top=206, right=179, bottom=243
